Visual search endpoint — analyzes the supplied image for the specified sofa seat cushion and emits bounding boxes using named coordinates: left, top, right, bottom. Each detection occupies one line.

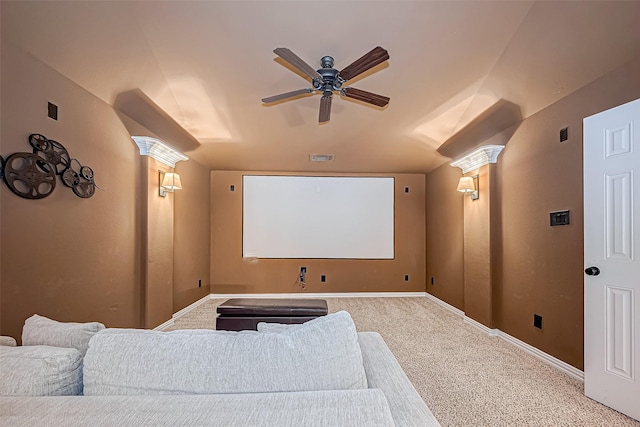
left=0, top=345, right=83, bottom=396
left=0, top=389, right=394, bottom=427
left=83, top=311, right=367, bottom=395
left=22, top=314, right=105, bottom=357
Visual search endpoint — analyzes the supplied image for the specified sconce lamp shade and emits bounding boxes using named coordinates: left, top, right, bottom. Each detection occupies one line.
left=456, top=175, right=479, bottom=200
left=456, top=176, right=475, bottom=193
left=159, top=171, right=182, bottom=197
left=161, top=172, right=182, bottom=191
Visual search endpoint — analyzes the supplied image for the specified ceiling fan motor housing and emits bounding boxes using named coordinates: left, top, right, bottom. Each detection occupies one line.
left=316, top=56, right=342, bottom=91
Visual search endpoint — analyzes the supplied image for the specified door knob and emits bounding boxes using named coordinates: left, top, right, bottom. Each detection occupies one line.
left=584, top=266, right=600, bottom=276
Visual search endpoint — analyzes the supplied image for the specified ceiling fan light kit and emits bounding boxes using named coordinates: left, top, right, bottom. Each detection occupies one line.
left=262, top=46, right=390, bottom=123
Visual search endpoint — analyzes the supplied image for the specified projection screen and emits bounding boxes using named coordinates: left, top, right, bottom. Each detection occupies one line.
left=242, top=176, right=394, bottom=259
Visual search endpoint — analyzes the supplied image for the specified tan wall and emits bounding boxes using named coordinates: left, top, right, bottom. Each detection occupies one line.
left=0, top=40, right=211, bottom=338
left=426, top=55, right=640, bottom=370
left=173, top=159, right=211, bottom=311
left=495, top=55, right=640, bottom=369
left=425, top=164, right=464, bottom=308
left=0, top=41, right=141, bottom=340
left=211, top=171, right=426, bottom=293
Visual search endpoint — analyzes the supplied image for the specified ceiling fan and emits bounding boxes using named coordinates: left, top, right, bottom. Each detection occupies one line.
left=262, top=46, right=390, bottom=123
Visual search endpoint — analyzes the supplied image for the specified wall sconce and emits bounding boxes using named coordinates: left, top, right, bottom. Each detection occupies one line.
left=159, top=171, right=182, bottom=197
left=457, top=175, right=478, bottom=200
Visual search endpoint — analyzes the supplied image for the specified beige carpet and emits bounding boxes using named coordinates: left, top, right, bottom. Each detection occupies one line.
left=169, top=297, right=639, bottom=426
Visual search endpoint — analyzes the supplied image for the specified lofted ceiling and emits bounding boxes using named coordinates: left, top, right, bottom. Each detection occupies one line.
left=2, top=1, right=640, bottom=173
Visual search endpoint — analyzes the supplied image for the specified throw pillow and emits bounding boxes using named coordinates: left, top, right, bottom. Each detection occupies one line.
left=84, top=311, right=368, bottom=395
left=22, top=314, right=105, bottom=357
left=0, top=336, right=17, bottom=346
left=0, top=345, right=83, bottom=396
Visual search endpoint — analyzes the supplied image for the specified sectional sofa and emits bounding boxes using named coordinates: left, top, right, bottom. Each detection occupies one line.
left=0, top=311, right=440, bottom=426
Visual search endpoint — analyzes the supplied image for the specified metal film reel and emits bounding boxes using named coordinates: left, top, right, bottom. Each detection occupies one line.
left=62, top=168, right=81, bottom=188
left=41, top=140, right=71, bottom=175
left=2, top=152, right=56, bottom=199
left=80, top=166, right=94, bottom=181
left=3, top=133, right=97, bottom=199
left=28, top=133, right=50, bottom=152
left=72, top=180, right=96, bottom=198
left=61, top=159, right=82, bottom=188
left=74, top=162, right=96, bottom=198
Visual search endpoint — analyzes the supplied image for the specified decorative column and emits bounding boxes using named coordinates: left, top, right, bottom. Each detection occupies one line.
left=132, top=136, right=188, bottom=328
left=451, top=145, right=504, bottom=329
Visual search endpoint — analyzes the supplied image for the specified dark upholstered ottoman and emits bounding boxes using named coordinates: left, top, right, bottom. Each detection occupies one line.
left=216, top=298, right=328, bottom=331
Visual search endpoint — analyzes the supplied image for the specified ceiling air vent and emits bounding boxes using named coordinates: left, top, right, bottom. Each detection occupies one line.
left=309, top=154, right=335, bottom=162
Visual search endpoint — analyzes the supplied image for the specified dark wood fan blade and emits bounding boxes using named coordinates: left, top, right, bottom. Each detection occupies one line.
left=274, top=48, right=322, bottom=80
left=262, top=88, right=313, bottom=103
left=342, top=87, right=390, bottom=107
left=319, top=95, right=332, bottom=123
left=338, top=46, right=389, bottom=81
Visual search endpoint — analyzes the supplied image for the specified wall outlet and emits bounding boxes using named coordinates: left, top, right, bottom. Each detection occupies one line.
left=198, top=279, right=202, bottom=288
left=299, top=267, right=307, bottom=282
left=431, top=276, right=435, bottom=285
left=534, top=314, right=543, bottom=329
left=404, top=274, right=409, bottom=282
left=320, top=275, right=326, bottom=282
left=550, top=210, right=570, bottom=226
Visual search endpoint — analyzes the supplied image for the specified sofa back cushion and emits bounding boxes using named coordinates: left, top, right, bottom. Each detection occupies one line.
left=257, top=322, right=299, bottom=333
left=83, top=311, right=367, bottom=395
left=22, top=314, right=105, bottom=357
left=0, top=345, right=83, bottom=396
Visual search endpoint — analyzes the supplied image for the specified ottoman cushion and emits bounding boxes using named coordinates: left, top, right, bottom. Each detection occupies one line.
left=216, top=298, right=328, bottom=316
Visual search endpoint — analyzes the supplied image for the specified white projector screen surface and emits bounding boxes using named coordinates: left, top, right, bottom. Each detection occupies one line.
left=243, top=176, right=394, bottom=259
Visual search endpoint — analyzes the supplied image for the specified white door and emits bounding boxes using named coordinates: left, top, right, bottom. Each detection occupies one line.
left=584, top=98, right=640, bottom=421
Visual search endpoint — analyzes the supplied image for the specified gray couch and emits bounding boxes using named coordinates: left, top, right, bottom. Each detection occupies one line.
left=0, top=312, right=440, bottom=426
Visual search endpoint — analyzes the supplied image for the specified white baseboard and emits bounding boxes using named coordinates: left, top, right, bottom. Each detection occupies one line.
left=463, top=316, right=499, bottom=336
left=428, top=294, right=584, bottom=382
left=209, top=292, right=428, bottom=299
left=424, top=292, right=464, bottom=317
left=173, top=294, right=216, bottom=319
left=495, top=329, right=584, bottom=381
left=154, top=294, right=214, bottom=331
left=153, top=318, right=174, bottom=331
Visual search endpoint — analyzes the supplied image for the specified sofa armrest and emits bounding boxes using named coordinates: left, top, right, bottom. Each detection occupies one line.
left=358, top=332, right=440, bottom=427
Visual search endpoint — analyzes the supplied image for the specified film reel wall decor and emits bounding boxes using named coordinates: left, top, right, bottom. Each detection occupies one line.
left=1, top=133, right=97, bottom=199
